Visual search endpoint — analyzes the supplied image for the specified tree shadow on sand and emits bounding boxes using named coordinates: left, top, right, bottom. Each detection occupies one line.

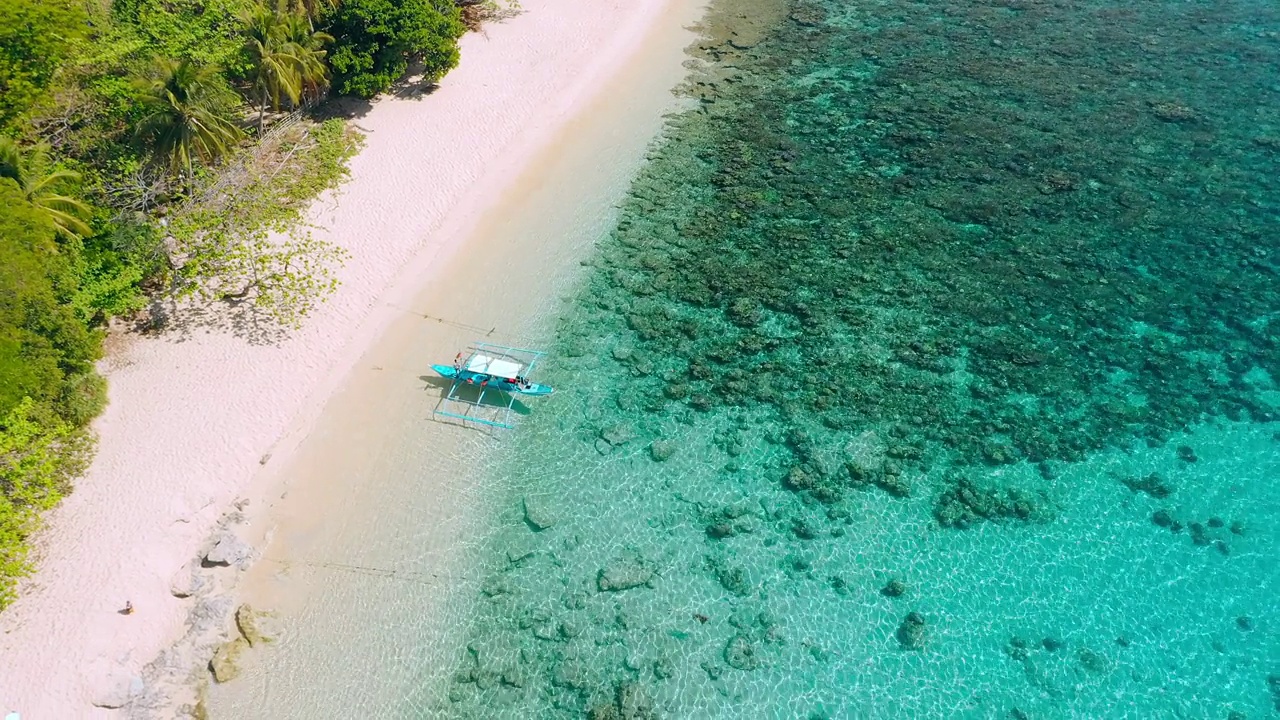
left=311, top=62, right=443, bottom=122
left=132, top=293, right=292, bottom=347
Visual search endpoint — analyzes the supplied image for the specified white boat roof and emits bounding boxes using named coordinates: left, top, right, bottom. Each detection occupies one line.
left=467, top=354, right=522, bottom=378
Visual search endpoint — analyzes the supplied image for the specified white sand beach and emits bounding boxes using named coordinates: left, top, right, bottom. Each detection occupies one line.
left=0, top=0, right=698, bottom=715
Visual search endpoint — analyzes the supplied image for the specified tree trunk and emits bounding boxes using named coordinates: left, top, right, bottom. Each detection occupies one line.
left=259, top=86, right=268, bottom=135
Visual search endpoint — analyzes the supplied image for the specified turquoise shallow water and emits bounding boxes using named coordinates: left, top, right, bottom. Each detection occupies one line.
left=413, top=0, right=1280, bottom=717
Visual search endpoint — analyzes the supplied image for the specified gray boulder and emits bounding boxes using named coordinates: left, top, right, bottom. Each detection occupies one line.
left=203, top=532, right=251, bottom=567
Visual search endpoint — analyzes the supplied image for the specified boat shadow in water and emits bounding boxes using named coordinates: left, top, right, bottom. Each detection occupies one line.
left=418, top=376, right=533, bottom=417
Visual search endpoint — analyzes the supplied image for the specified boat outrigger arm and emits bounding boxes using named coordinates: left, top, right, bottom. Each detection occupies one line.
left=431, top=342, right=553, bottom=429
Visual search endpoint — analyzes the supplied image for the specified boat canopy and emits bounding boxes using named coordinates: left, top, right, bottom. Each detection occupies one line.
left=467, top=355, right=522, bottom=378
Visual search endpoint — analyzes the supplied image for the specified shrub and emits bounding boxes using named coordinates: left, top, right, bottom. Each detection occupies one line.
left=326, top=0, right=464, bottom=98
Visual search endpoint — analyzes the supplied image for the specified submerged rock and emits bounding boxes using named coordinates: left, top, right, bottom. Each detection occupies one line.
left=1121, top=472, right=1173, bottom=498
left=934, top=477, right=1048, bottom=528
left=599, top=423, right=636, bottom=447
left=725, top=634, right=762, bottom=670
left=597, top=556, right=654, bottom=591
left=235, top=603, right=270, bottom=647
left=1077, top=647, right=1110, bottom=673
left=522, top=496, right=558, bottom=530
left=896, top=611, right=927, bottom=650
left=881, top=578, right=908, bottom=598
left=649, top=439, right=678, bottom=461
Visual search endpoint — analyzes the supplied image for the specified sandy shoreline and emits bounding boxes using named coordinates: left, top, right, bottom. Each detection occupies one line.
left=0, top=1, right=696, bottom=715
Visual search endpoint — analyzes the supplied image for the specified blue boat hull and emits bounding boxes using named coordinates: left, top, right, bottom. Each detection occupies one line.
left=431, top=364, right=554, bottom=397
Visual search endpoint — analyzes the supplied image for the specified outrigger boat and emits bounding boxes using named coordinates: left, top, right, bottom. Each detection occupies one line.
left=431, top=342, right=553, bottom=429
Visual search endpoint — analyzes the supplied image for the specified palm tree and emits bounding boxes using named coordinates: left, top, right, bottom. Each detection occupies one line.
left=0, top=137, right=93, bottom=239
left=278, top=10, right=333, bottom=104
left=135, top=58, right=244, bottom=190
left=243, top=3, right=303, bottom=134
left=243, top=3, right=333, bottom=132
left=281, top=0, right=339, bottom=24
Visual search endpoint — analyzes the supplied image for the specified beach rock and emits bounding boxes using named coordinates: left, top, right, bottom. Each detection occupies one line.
left=896, top=611, right=927, bottom=650
left=169, top=562, right=203, bottom=598
left=522, top=496, right=557, bottom=530
left=91, top=672, right=143, bottom=709
left=209, top=637, right=248, bottom=683
left=597, top=557, right=654, bottom=591
left=203, top=532, right=251, bottom=567
left=235, top=603, right=270, bottom=646
left=649, top=440, right=677, bottom=461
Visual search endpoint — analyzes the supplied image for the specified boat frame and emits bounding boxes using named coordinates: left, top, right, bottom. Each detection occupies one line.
left=433, top=341, right=548, bottom=430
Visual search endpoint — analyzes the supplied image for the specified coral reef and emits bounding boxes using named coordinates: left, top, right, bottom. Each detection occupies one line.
left=934, top=477, right=1050, bottom=528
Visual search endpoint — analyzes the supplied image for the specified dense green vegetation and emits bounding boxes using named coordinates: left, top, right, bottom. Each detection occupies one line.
left=0, top=0, right=473, bottom=604
left=328, top=0, right=464, bottom=97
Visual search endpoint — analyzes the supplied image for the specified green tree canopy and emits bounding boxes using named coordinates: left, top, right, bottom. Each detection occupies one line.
left=0, top=179, right=100, bottom=421
left=0, top=0, right=88, bottom=130
left=325, top=0, right=463, bottom=98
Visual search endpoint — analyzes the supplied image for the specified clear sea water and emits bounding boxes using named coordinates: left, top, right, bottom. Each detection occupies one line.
left=269, top=0, right=1280, bottom=717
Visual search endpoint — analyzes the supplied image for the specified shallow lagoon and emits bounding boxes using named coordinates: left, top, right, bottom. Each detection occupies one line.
left=426, top=0, right=1280, bottom=716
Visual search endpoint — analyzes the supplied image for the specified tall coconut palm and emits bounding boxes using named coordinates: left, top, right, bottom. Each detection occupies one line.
left=278, top=10, right=333, bottom=103
left=243, top=3, right=304, bottom=134
left=280, top=0, right=339, bottom=24
left=135, top=58, right=244, bottom=190
left=0, top=137, right=93, bottom=239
